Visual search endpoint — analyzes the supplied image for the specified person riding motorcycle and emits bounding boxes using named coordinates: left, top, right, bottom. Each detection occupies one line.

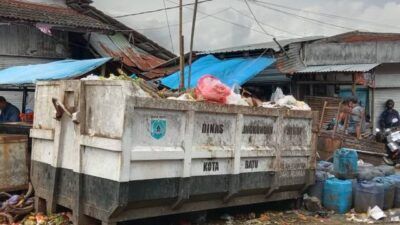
left=379, top=99, right=400, bottom=130
left=378, top=99, right=400, bottom=166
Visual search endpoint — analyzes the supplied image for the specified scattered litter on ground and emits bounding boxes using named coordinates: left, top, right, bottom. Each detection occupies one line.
left=368, top=206, right=386, bottom=220
left=0, top=184, right=34, bottom=225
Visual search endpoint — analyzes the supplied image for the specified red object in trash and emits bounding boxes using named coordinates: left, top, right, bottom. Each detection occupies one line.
left=195, top=75, right=231, bottom=104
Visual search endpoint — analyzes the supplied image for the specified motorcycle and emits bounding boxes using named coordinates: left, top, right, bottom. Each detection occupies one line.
left=375, top=118, right=400, bottom=166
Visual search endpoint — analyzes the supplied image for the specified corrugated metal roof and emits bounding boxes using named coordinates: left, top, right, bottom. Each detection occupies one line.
left=295, top=63, right=380, bottom=74
left=199, top=36, right=324, bottom=55
left=88, top=33, right=165, bottom=72
left=0, top=0, right=114, bottom=31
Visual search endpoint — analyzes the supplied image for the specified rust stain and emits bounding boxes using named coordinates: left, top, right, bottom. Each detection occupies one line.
left=99, top=43, right=165, bottom=72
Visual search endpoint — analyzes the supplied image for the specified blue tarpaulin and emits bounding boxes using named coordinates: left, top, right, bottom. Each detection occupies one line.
left=0, top=58, right=111, bottom=85
left=160, top=55, right=276, bottom=89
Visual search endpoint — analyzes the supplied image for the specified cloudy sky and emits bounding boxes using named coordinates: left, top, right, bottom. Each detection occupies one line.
left=92, top=0, right=400, bottom=53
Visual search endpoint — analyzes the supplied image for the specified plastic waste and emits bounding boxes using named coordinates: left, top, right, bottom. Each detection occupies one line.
left=308, top=171, right=329, bottom=201
left=317, top=161, right=334, bottom=173
left=226, top=93, right=249, bottom=106
left=276, top=95, right=297, bottom=107
left=323, top=178, right=352, bottom=214
left=270, top=87, right=284, bottom=102
left=373, top=177, right=395, bottom=209
left=231, top=83, right=241, bottom=95
left=81, top=74, right=100, bottom=80
left=375, top=165, right=395, bottom=176
left=368, top=206, right=386, bottom=220
left=334, top=148, right=358, bottom=179
left=357, top=167, right=384, bottom=181
left=354, top=181, right=384, bottom=213
left=194, top=75, right=231, bottom=104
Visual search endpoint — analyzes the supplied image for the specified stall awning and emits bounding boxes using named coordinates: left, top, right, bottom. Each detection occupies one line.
left=0, top=58, right=111, bottom=85
left=295, top=63, right=380, bottom=74
left=160, top=55, right=276, bottom=89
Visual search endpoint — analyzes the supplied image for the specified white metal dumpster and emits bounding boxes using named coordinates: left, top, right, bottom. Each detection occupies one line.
left=30, top=80, right=318, bottom=225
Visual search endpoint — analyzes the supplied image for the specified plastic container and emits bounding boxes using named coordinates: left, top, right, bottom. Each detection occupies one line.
left=308, top=171, right=328, bottom=200
left=323, top=178, right=352, bottom=214
left=357, top=167, right=384, bottom=181
left=375, top=165, right=395, bottom=176
left=373, top=177, right=395, bottom=209
left=334, top=148, right=358, bottom=179
left=354, top=181, right=384, bottom=213
left=317, top=161, right=334, bottom=173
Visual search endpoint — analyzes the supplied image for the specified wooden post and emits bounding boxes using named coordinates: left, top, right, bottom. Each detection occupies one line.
left=332, top=102, right=342, bottom=138
left=319, top=101, right=327, bottom=131
left=179, top=0, right=185, bottom=91
left=352, top=73, right=356, bottom=96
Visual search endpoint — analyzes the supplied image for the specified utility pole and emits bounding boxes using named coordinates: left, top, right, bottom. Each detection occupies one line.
left=187, top=0, right=199, bottom=89
left=179, top=0, right=185, bottom=90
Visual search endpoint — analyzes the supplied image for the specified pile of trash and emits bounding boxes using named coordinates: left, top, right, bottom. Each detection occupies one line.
left=306, top=148, right=400, bottom=223
left=0, top=184, right=34, bottom=224
left=81, top=73, right=311, bottom=110
left=262, top=87, right=311, bottom=110
left=17, top=212, right=71, bottom=225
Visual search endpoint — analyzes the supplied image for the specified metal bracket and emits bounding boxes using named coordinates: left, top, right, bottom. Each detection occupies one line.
left=171, top=177, right=191, bottom=210
left=52, top=98, right=80, bottom=124
left=265, top=171, right=279, bottom=199
left=223, top=175, right=240, bottom=203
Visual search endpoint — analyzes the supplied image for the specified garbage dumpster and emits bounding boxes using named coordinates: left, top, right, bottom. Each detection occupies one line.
left=30, top=80, right=318, bottom=225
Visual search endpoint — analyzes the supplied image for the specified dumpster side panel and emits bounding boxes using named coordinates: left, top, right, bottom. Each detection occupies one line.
left=84, top=85, right=125, bottom=138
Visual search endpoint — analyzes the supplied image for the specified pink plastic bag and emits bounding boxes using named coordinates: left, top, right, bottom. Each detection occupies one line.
left=195, top=75, right=231, bottom=104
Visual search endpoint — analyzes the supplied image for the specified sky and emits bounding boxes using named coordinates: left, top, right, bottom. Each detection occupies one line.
left=92, top=0, right=400, bottom=54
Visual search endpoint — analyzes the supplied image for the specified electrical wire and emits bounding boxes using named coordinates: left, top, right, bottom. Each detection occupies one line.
left=162, top=0, right=175, bottom=52
left=114, top=0, right=213, bottom=18
left=165, top=0, right=289, bottom=39
left=135, top=7, right=232, bottom=31
left=252, top=0, right=400, bottom=31
left=243, top=0, right=275, bottom=37
left=250, top=1, right=357, bottom=31
left=231, top=6, right=300, bottom=37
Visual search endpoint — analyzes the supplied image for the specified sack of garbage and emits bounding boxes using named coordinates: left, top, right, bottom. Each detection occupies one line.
left=226, top=93, right=249, bottom=106
left=376, top=165, right=395, bottom=176
left=317, top=161, right=334, bottom=173
left=270, top=87, right=285, bottom=103
left=358, top=167, right=384, bottom=181
left=195, top=75, right=231, bottom=104
left=293, top=101, right=312, bottom=110
left=276, top=95, right=297, bottom=106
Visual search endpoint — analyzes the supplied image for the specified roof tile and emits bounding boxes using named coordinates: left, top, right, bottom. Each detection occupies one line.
left=0, top=0, right=114, bottom=31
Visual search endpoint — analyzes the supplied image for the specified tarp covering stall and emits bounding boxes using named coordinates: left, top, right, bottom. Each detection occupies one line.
left=160, top=55, right=276, bottom=89
left=0, top=58, right=111, bottom=85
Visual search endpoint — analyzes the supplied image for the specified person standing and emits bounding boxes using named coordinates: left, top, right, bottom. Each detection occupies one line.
left=348, top=97, right=365, bottom=139
left=0, top=96, right=20, bottom=122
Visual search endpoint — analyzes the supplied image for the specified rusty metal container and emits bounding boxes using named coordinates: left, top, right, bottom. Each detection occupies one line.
left=30, top=80, right=318, bottom=225
left=0, top=134, right=29, bottom=191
